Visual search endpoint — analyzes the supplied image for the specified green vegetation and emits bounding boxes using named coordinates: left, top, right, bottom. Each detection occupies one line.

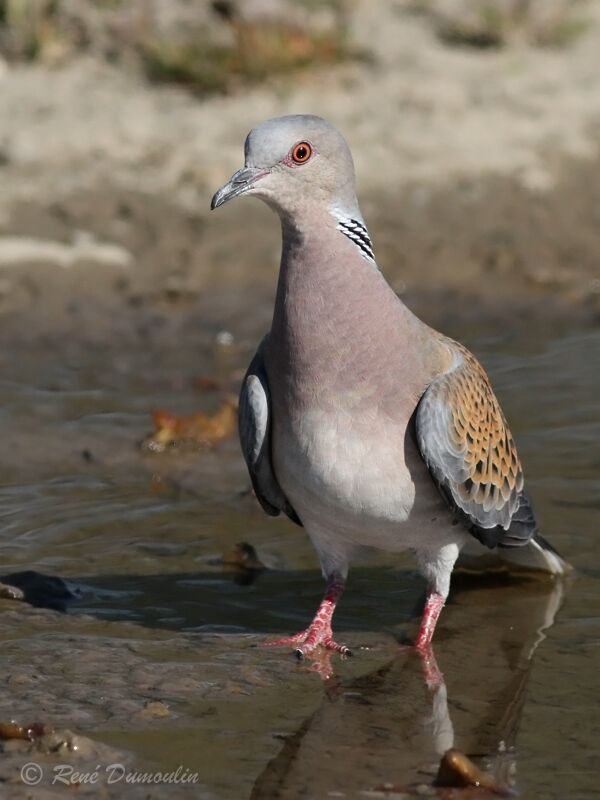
left=0, top=0, right=360, bottom=96
left=140, top=20, right=354, bottom=96
left=0, top=0, right=585, bottom=96
left=0, top=0, right=70, bottom=61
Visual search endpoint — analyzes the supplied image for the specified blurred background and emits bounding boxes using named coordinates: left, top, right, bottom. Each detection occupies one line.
left=0, top=0, right=599, bottom=339
left=0, top=3, right=599, bottom=799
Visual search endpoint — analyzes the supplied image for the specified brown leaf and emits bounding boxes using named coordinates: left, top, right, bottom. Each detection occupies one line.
left=142, top=397, right=237, bottom=452
left=0, top=721, right=48, bottom=740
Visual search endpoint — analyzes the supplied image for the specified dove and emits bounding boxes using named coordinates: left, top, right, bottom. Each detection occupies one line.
left=211, top=114, right=569, bottom=658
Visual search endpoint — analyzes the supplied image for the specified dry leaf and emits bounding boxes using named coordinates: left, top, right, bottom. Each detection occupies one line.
left=0, top=721, right=48, bottom=740
left=143, top=397, right=237, bottom=452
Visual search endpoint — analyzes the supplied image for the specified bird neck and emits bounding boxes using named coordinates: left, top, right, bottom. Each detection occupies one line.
left=268, top=208, right=425, bottom=386
left=328, top=204, right=376, bottom=264
left=274, top=206, right=380, bottom=305
left=277, top=202, right=377, bottom=271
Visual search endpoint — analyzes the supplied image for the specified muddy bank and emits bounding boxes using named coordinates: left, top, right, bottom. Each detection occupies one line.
left=0, top=147, right=599, bottom=346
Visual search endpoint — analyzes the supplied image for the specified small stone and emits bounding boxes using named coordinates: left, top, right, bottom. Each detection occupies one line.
left=414, top=784, right=435, bottom=796
left=7, top=673, right=36, bottom=689
left=0, top=582, right=25, bottom=601
left=135, top=700, right=171, bottom=720
left=216, top=330, right=234, bottom=346
left=436, top=748, right=511, bottom=795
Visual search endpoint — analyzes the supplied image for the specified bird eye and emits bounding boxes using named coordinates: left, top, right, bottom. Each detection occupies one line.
left=291, top=141, right=312, bottom=164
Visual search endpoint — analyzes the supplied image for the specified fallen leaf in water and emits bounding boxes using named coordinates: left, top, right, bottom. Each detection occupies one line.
left=436, top=749, right=512, bottom=795
left=0, top=722, right=48, bottom=741
left=142, top=397, right=237, bottom=452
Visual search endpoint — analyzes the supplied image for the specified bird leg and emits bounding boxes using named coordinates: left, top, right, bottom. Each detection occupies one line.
left=262, top=573, right=351, bottom=658
left=414, top=589, right=445, bottom=653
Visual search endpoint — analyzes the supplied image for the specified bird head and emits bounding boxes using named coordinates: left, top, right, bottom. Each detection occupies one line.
left=211, top=115, right=357, bottom=217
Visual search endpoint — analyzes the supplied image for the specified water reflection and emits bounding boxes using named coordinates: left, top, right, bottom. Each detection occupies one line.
left=0, top=557, right=567, bottom=797
left=251, top=576, right=566, bottom=798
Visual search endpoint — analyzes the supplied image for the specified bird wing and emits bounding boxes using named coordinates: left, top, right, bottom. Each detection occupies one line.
left=238, top=336, right=301, bottom=526
left=415, top=340, right=536, bottom=549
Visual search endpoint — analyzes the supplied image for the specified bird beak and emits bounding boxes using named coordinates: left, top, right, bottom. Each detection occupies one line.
left=210, top=166, right=268, bottom=210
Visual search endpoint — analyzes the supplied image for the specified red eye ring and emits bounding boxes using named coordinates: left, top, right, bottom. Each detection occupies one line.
left=291, top=141, right=312, bottom=164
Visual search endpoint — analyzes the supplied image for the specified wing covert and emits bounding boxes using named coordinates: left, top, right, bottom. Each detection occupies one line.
left=415, top=343, right=536, bottom=549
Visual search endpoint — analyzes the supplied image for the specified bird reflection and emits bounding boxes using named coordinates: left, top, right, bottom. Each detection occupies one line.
left=251, top=574, right=566, bottom=798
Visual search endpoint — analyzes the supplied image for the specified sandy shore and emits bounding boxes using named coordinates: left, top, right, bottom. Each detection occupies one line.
left=0, top=0, right=599, bottom=340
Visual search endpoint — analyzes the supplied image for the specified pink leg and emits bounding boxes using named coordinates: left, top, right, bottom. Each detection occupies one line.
left=262, top=574, right=351, bottom=658
left=414, top=590, right=445, bottom=652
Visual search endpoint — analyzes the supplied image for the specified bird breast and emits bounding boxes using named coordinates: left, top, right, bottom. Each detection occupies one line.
left=271, top=399, right=453, bottom=551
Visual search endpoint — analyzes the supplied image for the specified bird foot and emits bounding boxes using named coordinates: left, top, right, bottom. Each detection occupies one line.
left=262, top=626, right=351, bottom=659
left=261, top=573, right=349, bottom=658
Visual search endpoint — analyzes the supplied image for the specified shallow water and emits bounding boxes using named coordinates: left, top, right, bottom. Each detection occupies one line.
left=0, top=307, right=598, bottom=799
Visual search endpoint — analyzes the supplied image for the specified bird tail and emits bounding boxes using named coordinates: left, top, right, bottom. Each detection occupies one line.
left=498, top=533, right=572, bottom=576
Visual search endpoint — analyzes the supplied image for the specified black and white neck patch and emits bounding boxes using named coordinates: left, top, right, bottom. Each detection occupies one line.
left=332, top=212, right=375, bottom=263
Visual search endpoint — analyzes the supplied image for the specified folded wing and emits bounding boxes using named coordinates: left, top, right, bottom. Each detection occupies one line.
left=239, top=337, right=301, bottom=526
left=415, top=342, right=536, bottom=549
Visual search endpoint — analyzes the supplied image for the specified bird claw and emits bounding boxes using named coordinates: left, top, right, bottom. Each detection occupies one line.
left=262, top=629, right=352, bottom=658
left=294, top=638, right=352, bottom=659
left=261, top=574, right=350, bottom=659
